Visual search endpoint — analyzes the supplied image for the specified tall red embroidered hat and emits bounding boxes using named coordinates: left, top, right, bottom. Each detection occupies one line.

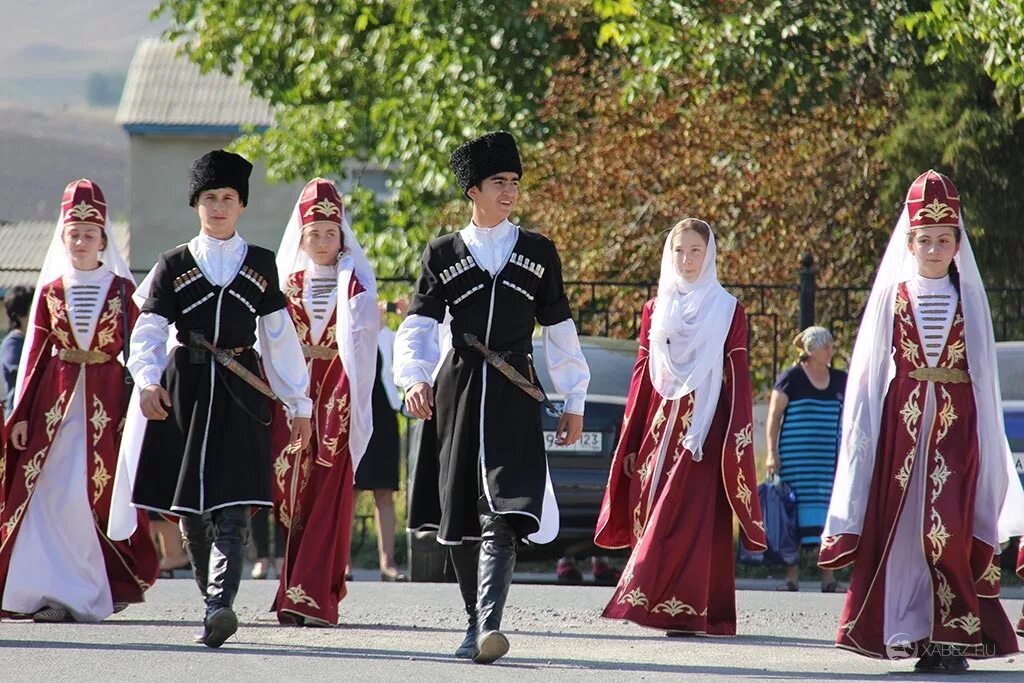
left=905, top=169, right=960, bottom=230
left=299, top=178, right=344, bottom=228
left=61, top=179, right=107, bottom=229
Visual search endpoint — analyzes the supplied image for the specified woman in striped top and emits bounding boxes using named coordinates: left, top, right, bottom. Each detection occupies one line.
left=765, top=326, right=846, bottom=592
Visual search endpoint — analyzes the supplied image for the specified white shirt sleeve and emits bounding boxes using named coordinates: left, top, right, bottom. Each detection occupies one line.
left=542, top=318, right=590, bottom=416
left=258, top=308, right=313, bottom=419
left=128, top=312, right=170, bottom=389
left=393, top=313, right=441, bottom=390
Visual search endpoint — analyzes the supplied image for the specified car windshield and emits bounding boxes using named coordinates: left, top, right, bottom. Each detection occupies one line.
left=533, top=337, right=637, bottom=398
left=998, top=344, right=1024, bottom=401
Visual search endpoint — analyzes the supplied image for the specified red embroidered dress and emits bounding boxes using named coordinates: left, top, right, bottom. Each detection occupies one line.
left=819, top=282, right=1017, bottom=657
left=595, top=299, right=766, bottom=635
left=0, top=273, right=158, bottom=618
left=268, top=269, right=363, bottom=625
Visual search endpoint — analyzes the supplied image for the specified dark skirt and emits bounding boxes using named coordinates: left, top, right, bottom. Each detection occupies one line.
left=355, top=354, right=401, bottom=491
left=133, top=346, right=274, bottom=514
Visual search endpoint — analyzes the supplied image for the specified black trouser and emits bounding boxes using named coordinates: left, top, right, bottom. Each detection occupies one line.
left=180, top=506, right=248, bottom=619
left=250, top=507, right=285, bottom=559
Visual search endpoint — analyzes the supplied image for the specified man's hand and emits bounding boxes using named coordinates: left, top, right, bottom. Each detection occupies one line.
left=622, top=451, right=638, bottom=477
left=288, top=416, right=312, bottom=453
left=405, top=382, right=434, bottom=420
left=765, top=452, right=778, bottom=477
left=140, top=384, right=172, bottom=420
left=10, top=421, right=28, bottom=450
left=554, top=412, right=583, bottom=446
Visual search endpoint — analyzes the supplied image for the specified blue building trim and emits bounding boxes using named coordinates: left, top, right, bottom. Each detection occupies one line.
left=122, top=123, right=271, bottom=136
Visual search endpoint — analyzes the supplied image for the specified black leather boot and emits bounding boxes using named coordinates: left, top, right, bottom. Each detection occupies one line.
left=180, top=514, right=212, bottom=602
left=473, top=510, right=516, bottom=664
left=449, top=543, right=480, bottom=658
left=202, top=506, right=248, bottom=648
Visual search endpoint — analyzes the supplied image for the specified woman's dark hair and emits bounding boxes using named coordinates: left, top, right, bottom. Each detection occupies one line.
left=5, top=286, right=33, bottom=329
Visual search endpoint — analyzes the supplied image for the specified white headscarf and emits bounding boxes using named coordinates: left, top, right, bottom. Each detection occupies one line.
left=275, top=185, right=378, bottom=471
left=824, top=206, right=1024, bottom=546
left=648, top=220, right=737, bottom=461
left=12, top=215, right=134, bottom=410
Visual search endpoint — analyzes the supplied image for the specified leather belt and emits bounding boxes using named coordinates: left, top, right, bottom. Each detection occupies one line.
left=905, top=367, right=970, bottom=384
left=58, top=348, right=112, bottom=364
left=302, top=344, right=337, bottom=360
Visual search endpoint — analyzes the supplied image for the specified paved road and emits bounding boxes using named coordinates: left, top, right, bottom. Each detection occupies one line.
left=1, top=579, right=1021, bottom=681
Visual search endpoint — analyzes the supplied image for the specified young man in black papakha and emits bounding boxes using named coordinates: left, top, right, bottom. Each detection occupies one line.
left=395, top=131, right=590, bottom=664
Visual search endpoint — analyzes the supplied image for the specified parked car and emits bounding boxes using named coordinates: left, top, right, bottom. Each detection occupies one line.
left=406, top=335, right=638, bottom=582
left=997, top=341, right=1024, bottom=487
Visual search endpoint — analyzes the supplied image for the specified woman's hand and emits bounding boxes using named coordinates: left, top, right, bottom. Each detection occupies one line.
left=10, top=421, right=28, bottom=450
left=622, top=451, right=638, bottom=477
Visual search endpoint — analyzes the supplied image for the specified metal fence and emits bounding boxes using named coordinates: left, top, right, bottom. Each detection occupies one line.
left=379, top=253, right=1023, bottom=391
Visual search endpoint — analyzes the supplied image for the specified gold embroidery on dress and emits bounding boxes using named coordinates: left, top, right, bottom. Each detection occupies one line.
left=649, top=400, right=667, bottom=443
left=279, top=501, right=292, bottom=530
left=44, top=391, right=68, bottom=440
left=273, top=451, right=291, bottom=491
left=1, top=501, right=28, bottom=544
left=294, top=319, right=311, bottom=345
left=820, top=535, right=838, bottom=550
left=285, top=585, right=321, bottom=609
left=90, top=396, right=111, bottom=446
left=300, top=455, right=313, bottom=491
left=45, top=287, right=67, bottom=322
left=95, top=297, right=119, bottom=349
left=284, top=276, right=302, bottom=302
left=733, top=424, right=753, bottom=463
left=935, top=569, right=955, bottom=622
left=943, top=339, right=965, bottom=368
left=652, top=597, right=699, bottom=617
left=22, top=448, right=47, bottom=492
left=900, top=336, right=922, bottom=366
left=619, top=587, right=649, bottom=607
left=935, top=389, right=957, bottom=443
left=735, top=469, right=752, bottom=513
left=912, top=199, right=956, bottom=223
left=894, top=292, right=908, bottom=317
left=899, top=385, right=922, bottom=440
left=927, top=508, right=951, bottom=563
left=91, top=452, right=111, bottom=504
left=632, top=501, right=644, bottom=541
left=637, top=458, right=652, bottom=486
left=980, top=560, right=1001, bottom=585
left=946, top=613, right=981, bottom=635
left=929, top=450, right=952, bottom=503
left=895, top=449, right=914, bottom=490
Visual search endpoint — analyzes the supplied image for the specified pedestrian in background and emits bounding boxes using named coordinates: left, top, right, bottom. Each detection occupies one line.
left=764, top=326, right=846, bottom=592
left=354, top=299, right=407, bottom=582
left=2, top=286, right=33, bottom=412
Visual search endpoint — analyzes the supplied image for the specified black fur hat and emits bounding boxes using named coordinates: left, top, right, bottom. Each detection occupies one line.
left=188, top=150, right=253, bottom=207
left=449, top=131, right=523, bottom=195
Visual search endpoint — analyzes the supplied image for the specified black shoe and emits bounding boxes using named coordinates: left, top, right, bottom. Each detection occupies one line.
left=473, top=630, right=510, bottom=664
left=203, top=607, right=238, bottom=648
left=939, top=655, right=969, bottom=674
left=913, top=653, right=941, bottom=673
left=455, top=628, right=477, bottom=659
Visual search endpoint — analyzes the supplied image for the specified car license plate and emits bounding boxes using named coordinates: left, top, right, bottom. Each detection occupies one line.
left=544, top=431, right=602, bottom=452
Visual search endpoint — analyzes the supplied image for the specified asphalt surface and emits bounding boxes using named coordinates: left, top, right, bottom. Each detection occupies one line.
left=1, top=578, right=1021, bottom=681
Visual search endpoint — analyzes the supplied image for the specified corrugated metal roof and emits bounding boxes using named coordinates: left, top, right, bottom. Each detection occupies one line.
left=116, top=38, right=275, bottom=127
left=0, top=221, right=130, bottom=290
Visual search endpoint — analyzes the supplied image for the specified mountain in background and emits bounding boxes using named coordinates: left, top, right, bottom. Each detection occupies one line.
left=0, top=1, right=168, bottom=221
left=0, top=0, right=167, bottom=106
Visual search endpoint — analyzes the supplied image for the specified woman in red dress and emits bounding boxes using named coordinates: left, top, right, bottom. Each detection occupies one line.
left=0, top=179, right=158, bottom=622
left=595, top=218, right=765, bottom=636
left=819, top=170, right=1024, bottom=673
left=267, top=178, right=378, bottom=626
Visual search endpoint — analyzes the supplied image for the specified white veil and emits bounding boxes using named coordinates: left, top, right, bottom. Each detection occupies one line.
left=275, top=187, right=378, bottom=471
left=647, top=222, right=737, bottom=461
left=823, top=207, right=1024, bottom=547
left=12, top=215, right=134, bottom=410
